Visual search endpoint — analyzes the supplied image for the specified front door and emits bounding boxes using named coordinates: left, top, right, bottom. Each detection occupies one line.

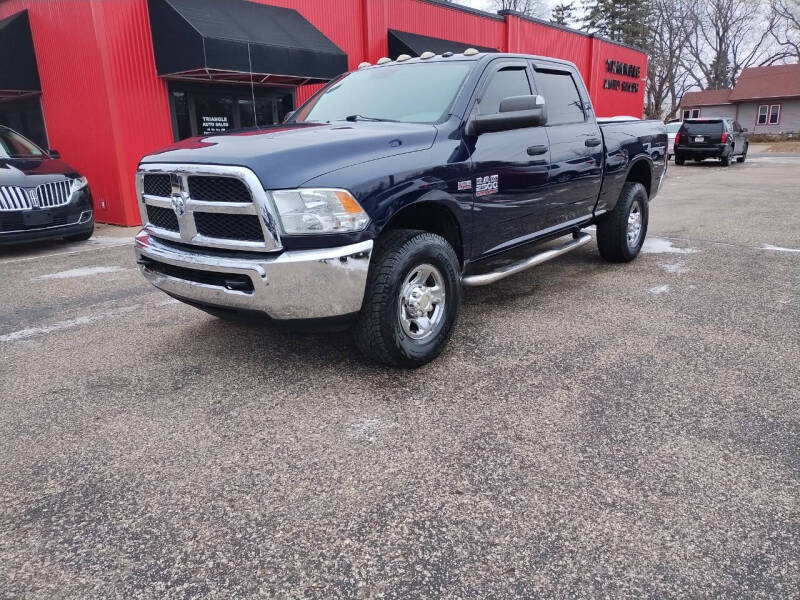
left=466, top=59, right=551, bottom=258
left=531, top=63, right=603, bottom=229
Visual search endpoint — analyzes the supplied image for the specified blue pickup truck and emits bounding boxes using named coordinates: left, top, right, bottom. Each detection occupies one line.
left=134, top=51, right=667, bottom=367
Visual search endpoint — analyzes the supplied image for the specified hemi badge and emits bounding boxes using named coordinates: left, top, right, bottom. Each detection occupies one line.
left=457, top=180, right=472, bottom=191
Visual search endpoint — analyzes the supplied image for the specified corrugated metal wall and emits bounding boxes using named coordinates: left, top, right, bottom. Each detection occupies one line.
left=0, top=0, right=648, bottom=226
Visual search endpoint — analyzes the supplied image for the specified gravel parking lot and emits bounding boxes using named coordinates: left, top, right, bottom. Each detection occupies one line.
left=2, top=157, right=799, bottom=598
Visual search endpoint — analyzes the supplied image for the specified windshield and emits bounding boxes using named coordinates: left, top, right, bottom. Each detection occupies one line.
left=292, top=62, right=472, bottom=124
left=0, top=127, right=45, bottom=159
left=665, top=122, right=681, bottom=133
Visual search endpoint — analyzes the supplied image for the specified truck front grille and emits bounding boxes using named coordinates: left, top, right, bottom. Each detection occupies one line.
left=142, top=173, right=171, bottom=197
left=188, top=176, right=251, bottom=203
left=146, top=205, right=179, bottom=231
left=194, top=212, right=264, bottom=241
left=136, top=165, right=282, bottom=252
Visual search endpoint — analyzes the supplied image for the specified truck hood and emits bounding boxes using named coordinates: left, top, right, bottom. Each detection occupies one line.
left=141, top=122, right=438, bottom=189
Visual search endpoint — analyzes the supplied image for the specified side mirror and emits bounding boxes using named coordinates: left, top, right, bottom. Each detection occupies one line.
left=283, top=111, right=295, bottom=123
left=467, top=95, right=547, bottom=136
left=49, top=149, right=61, bottom=159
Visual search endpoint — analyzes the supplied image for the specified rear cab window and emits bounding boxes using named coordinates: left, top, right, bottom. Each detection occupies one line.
left=532, top=68, right=586, bottom=125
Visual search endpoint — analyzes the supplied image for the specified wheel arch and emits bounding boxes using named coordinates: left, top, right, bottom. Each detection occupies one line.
left=625, top=157, right=654, bottom=198
left=379, top=196, right=465, bottom=267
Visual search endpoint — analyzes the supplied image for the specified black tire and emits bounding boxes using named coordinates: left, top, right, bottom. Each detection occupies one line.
left=353, top=229, right=461, bottom=368
left=721, top=154, right=731, bottom=167
left=596, top=182, right=648, bottom=263
left=675, top=155, right=685, bottom=166
left=64, top=224, right=94, bottom=242
left=737, top=144, right=748, bottom=163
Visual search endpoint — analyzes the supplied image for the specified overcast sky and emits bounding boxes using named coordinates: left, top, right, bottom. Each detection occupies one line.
left=458, top=0, right=559, bottom=18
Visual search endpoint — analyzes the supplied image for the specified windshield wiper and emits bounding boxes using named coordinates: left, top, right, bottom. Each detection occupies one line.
left=344, top=114, right=396, bottom=122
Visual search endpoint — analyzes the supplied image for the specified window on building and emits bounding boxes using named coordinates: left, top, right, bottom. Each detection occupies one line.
left=0, top=96, right=48, bottom=150
left=769, top=104, right=781, bottom=125
left=683, top=108, right=701, bottom=120
left=534, top=70, right=585, bottom=125
left=478, top=67, right=531, bottom=115
left=168, top=83, right=294, bottom=141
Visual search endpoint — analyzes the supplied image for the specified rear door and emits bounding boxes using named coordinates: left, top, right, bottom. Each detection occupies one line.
left=732, top=120, right=745, bottom=153
left=466, top=59, right=551, bottom=257
left=684, top=120, right=724, bottom=148
left=530, top=61, right=603, bottom=228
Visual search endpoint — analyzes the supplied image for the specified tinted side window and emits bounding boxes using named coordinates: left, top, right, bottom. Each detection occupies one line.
left=478, top=67, right=531, bottom=115
left=534, top=70, right=585, bottom=125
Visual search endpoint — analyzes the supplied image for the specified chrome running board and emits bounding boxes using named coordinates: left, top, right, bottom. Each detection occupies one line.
left=462, top=232, right=592, bottom=287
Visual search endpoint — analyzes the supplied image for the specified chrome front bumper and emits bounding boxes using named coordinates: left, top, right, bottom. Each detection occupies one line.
left=134, top=231, right=373, bottom=319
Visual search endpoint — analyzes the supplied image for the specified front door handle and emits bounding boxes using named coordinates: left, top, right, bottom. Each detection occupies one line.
left=527, top=145, right=547, bottom=156
left=585, top=137, right=602, bottom=147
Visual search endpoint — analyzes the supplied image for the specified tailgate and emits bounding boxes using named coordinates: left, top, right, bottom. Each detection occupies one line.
left=683, top=121, right=724, bottom=146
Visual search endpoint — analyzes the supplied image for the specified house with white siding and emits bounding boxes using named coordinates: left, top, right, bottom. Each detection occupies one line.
left=680, top=64, right=800, bottom=137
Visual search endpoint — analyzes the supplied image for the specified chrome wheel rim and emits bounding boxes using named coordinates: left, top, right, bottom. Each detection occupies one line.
left=398, top=263, right=446, bottom=341
left=627, top=200, right=643, bottom=250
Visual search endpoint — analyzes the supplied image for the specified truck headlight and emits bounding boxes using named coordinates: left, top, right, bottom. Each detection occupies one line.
left=270, top=188, right=369, bottom=235
left=70, top=176, right=89, bottom=194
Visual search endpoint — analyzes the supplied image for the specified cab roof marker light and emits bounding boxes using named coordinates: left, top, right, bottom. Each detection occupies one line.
left=463, top=48, right=479, bottom=56
left=376, top=57, right=391, bottom=65
left=420, top=51, right=435, bottom=59
left=357, top=61, right=371, bottom=69
left=442, top=51, right=454, bottom=57
left=396, top=54, right=412, bottom=62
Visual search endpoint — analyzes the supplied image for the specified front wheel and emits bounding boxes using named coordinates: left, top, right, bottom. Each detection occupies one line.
left=737, top=144, right=748, bottom=163
left=353, top=229, right=461, bottom=368
left=596, top=182, right=648, bottom=263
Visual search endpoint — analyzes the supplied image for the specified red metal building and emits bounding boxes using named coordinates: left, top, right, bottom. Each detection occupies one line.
left=0, top=0, right=647, bottom=227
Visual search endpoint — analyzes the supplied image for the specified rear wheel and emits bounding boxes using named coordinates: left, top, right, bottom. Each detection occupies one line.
left=353, top=229, right=461, bottom=368
left=596, top=182, right=648, bottom=263
left=721, top=155, right=731, bottom=167
left=675, top=155, right=685, bottom=166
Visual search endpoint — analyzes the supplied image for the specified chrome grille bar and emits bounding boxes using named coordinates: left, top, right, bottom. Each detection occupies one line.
left=36, top=180, right=71, bottom=208
left=0, top=186, right=32, bottom=211
left=0, top=180, right=73, bottom=211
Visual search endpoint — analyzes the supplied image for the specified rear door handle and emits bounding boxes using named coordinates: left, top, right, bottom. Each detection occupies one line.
left=585, top=137, right=602, bottom=147
left=527, top=145, right=547, bottom=156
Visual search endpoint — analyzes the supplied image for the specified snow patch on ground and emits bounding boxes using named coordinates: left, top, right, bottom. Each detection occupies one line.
left=761, top=244, right=800, bottom=253
left=649, top=284, right=671, bottom=295
left=0, top=305, right=140, bottom=342
left=642, top=237, right=699, bottom=254
left=34, top=266, right=126, bottom=280
left=659, top=261, right=689, bottom=274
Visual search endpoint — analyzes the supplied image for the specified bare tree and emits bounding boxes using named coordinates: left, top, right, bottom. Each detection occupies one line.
left=686, top=0, right=790, bottom=89
left=645, top=0, right=695, bottom=119
left=492, top=0, right=546, bottom=17
left=770, top=0, right=800, bottom=60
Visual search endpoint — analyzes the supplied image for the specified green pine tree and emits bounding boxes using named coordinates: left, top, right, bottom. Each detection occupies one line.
left=551, top=2, right=577, bottom=26
left=582, top=0, right=651, bottom=49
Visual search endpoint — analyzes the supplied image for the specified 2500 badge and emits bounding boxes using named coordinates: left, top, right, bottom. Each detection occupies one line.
left=475, top=174, right=499, bottom=197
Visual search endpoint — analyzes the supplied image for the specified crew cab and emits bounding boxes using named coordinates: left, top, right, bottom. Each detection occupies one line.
left=674, top=118, right=748, bottom=166
left=0, top=126, right=94, bottom=245
left=134, top=51, right=667, bottom=367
